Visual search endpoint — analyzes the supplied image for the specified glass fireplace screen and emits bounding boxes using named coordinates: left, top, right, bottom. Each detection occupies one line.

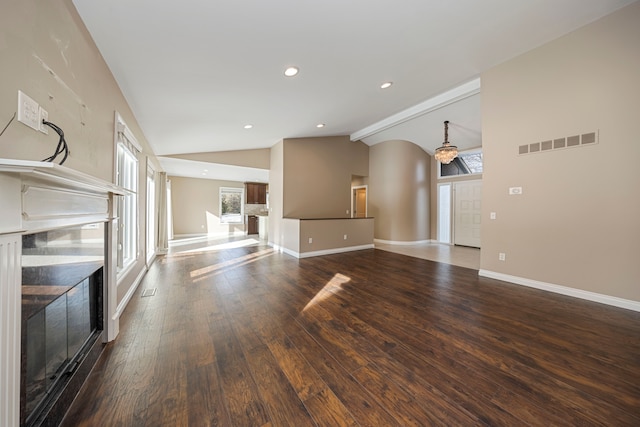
left=21, top=223, right=104, bottom=425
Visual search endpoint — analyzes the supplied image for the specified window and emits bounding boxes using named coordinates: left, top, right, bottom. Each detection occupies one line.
left=115, top=113, right=140, bottom=275
left=439, top=149, right=483, bottom=178
left=219, top=187, right=244, bottom=224
left=437, top=183, right=451, bottom=244
left=146, top=161, right=156, bottom=265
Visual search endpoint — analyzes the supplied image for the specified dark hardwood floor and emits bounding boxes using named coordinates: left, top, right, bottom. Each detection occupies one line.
left=62, top=242, right=640, bottom=426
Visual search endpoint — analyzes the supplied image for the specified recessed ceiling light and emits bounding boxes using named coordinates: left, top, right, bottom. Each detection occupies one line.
left=203, top=169, right=208, bottom=172
left=380, top=81, right=393, bottom=89
left=316, top=123, right=325, bottom=128
left=284, top=66, right=299, bottom=77
left=244, top=124, right=253, bottom=129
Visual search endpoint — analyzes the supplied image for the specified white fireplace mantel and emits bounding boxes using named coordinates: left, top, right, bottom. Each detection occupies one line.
left=0, top=158, right=125, bottom=427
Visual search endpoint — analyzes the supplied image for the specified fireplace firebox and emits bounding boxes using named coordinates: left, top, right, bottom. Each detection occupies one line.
left=20, top=223, right=105, bottom=426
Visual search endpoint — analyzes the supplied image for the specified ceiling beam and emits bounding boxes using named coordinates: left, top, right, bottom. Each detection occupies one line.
left=350, top=78, right=481, bottom=141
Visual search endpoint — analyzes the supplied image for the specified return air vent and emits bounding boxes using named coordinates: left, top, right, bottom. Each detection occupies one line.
left=519, top=131, right=598, bottom=156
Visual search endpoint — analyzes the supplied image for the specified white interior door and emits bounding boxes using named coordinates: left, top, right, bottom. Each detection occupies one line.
left=454, top=181, right=482, bottom=248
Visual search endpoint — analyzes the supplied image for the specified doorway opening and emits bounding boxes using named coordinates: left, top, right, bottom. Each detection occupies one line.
left=351, top=185, right=368, bottom=218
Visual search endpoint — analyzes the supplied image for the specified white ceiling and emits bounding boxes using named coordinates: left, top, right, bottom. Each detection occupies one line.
left=157, top=156, right=269, bottom=183
left=73, top=0, right=634, bottom=179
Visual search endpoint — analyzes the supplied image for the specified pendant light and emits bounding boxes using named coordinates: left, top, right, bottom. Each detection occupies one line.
left=434, top=120, right=458, bottom=164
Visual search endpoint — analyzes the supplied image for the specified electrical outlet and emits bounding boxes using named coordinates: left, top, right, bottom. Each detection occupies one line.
left=308, top=237, right=312, bottom=244
left=17, top=90, right=40, bottom=130
left=343, top=234, right=347, bottom=240
left=499, top=253, right=506, bottom=261
left=38, top=106, right=48, bottom=134
left=490, top=212, right=496, bottom=220
left=509, top=187, right=523, bottom=195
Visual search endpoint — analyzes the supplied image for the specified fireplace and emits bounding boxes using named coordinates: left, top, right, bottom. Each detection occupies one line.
left=21, top=224, right=105, bottom=426
left=1, top=159, right=124, bottom=427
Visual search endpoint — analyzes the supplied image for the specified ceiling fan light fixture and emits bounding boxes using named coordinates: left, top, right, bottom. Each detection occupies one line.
left=434, top=120, right=458, bottom=164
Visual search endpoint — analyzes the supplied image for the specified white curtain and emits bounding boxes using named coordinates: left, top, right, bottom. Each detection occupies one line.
left=156, top=172, right=169, bottom=253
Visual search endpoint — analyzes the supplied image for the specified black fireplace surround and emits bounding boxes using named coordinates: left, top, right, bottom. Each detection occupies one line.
left=20, top=223, right=106, bottom=427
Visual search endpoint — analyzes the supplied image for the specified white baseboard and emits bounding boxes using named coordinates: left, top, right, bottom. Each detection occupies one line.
left=271, top=243, right=375, bottom=259
left=269, top=244, right=300, bottom=259
left=113, top=266, right=148, bottom=321
left=478, top=269, right=640, bottom=313
left=374, top=239, right=435, bottom=245
left=298, top=244, right=375, bottom=259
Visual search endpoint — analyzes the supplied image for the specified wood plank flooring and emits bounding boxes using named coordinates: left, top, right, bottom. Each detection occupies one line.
left=62, top=242, right=640, bottom=426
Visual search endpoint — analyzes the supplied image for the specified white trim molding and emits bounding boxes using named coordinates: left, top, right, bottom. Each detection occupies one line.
left=114, top=266, right=148, bottom=321
left=351, top=78, right=481, bottom=141
left=270, top=244, right=299, bottom=259
left=479, top=270, right=640, bottom=313
left=0, top=234, right=21, bottom=427
left=271, top=243, right=375, bottom=259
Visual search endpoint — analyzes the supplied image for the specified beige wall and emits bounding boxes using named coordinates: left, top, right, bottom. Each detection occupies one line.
left=281, top=218, right=301, bottom=253
left=480, top=1, right=640, bottom=302
left=0, top=0, right=160, bottom=306
left=299, top=218, right=374, bottom=255
left=170, top=176, right=245, bottom=236
left=369, top=140, right=431, bottom=242
left=283, top=136, right=369, bottom=219
left=167, top=148, right=270, bottom=169
left=0, top=0, right=155, bottom=180
left=278, top=218, right=374, bottom=257
left=268, top=140, right=284, bottom=246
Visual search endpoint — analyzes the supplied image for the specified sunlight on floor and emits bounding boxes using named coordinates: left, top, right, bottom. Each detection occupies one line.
left=189, top=248, right=274, bottom=281
left=303, top=273, right=351, bottom=312
left=175, top=238, right=261, bottom=255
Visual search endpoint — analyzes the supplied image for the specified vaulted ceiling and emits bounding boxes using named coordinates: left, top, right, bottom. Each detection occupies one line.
left=73, top=0, right=635, bottom=179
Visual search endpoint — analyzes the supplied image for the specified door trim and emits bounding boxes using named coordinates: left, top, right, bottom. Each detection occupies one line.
left=350, top=185, right=368, bottom=218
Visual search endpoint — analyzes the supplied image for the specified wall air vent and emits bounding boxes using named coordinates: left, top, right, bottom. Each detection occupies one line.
left=567, top=135, right=580, bottom=147
left=581, top=132, right=596, bottom=144
left=519, top=131, right=598, bottom=156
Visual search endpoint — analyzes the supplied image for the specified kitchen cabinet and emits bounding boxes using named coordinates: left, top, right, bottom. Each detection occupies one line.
left=247, top=215, right=259, bottom=235
left=246, top=182, right=267, bottom=204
